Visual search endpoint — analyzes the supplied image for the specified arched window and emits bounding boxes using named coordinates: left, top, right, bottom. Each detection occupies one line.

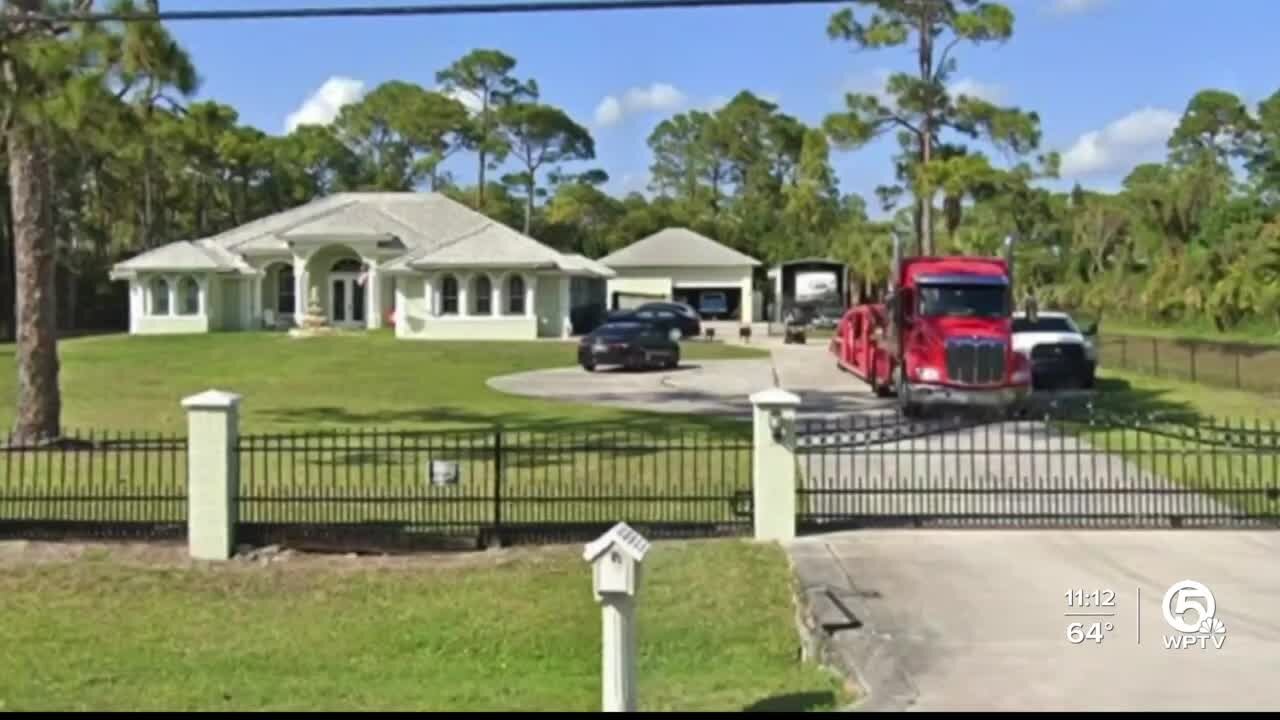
left=439, top=275, right=459, bottom=315
left=506, top=275, right=526, bottom=315
left=277, top=265, right=296, bottom=314
left=149, top=277, right=170, bottom=316
left=332, top=257, right=363, bottom=273
left=471, top=275, right=493, bottom=316
left=177, top=276, right=200, bottom=316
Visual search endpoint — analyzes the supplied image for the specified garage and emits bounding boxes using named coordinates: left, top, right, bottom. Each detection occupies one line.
left=599, top=227, right=761, bottom=322
left=766, top=258, right=849, bottom=324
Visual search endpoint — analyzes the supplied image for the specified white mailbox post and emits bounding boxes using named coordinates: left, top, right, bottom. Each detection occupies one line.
left=583, top=522, right=651, bottom=712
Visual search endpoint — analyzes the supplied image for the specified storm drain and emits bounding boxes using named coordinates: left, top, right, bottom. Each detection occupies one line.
left=807, top=588, right=863, bottom=634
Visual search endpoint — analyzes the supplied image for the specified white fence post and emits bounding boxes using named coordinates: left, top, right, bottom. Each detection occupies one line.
left=182, top=389, right=242, bottom=560
left=750, top=388, right=801, bottom=542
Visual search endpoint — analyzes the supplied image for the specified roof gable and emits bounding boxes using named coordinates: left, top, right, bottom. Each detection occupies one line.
left=600, top=228, right=761, bottom=268
left=113, top=191, right=584, bottom=276
left=112, top=240, right=231, bottom=272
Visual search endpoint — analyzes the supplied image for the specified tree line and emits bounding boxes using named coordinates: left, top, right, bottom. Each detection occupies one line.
left=2, top=0, right=1279, bottom=443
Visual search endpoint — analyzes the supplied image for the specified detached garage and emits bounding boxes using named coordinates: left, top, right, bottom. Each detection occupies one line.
left=599, top=228, right=761, bottom=322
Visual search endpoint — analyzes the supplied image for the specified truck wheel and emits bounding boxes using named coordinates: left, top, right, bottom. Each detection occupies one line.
left=894, top=366, right=920, bottom=417
left=871, top=358, right=894, bottom=398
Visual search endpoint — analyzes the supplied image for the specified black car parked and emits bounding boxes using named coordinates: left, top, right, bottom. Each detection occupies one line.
left=608, top=302, right=702, bottom=341
left=579, top=321, right=681, bottom=372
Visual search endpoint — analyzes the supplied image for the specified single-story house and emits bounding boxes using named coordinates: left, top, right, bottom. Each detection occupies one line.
left=598, top=228, right=761, bottom=323
left=109, top=192, right=613, bottom=341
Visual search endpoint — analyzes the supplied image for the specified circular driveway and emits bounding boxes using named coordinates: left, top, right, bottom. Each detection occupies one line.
left=487, top=344, right=895, bottom=418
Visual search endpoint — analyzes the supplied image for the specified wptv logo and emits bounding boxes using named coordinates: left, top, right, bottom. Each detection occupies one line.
left=1161, top=580, right=1227, bottom=651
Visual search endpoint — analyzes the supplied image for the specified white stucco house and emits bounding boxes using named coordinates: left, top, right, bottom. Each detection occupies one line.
left=599, top=228, right=761, bottom=323
left=109, top=192, right=613, bottom=340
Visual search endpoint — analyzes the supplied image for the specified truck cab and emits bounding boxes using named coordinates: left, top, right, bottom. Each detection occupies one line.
left=890, top=258, right=1031, bottom=413
left=832, top=235, right=1032, bottom=416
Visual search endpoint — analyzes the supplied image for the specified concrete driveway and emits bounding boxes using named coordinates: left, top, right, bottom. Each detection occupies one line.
left=791, top=530, right=1280, bottom=711
left=486, top=340, right=894, bottom=417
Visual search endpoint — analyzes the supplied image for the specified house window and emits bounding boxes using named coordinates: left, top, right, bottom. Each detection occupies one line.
left=332, top=257, right=363, bottom=273
left=277, top=266, right=295, bottom=314
left=471, top=275, right=493, bottom=316
left=149, top=277, right=170, bottom=316
left=440, top=275, right=459, bottom=315
left=177, top=276, right=200, bottom=316
left=506, top=275, right=526, bottom=315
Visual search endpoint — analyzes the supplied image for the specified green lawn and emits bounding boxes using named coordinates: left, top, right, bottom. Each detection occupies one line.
left=0, top=333, right=766, bottom=529
left=1096, top=370, right=1280, bottom=422
left=0, top=539, right=847, bottom=712
left=0, top=332, right=766, bottom=434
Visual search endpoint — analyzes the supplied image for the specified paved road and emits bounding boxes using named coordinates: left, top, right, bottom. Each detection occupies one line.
left=791, top=530, right=1280, bottom=711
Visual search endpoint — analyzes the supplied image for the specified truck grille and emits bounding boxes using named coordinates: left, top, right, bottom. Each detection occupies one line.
left=1031, top=343, right=1085, bottom=364
left=946, top=337, right=1007, bottom=385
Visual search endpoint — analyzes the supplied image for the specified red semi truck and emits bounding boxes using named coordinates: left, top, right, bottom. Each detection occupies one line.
left=831, top=235, right=1033, bottom=416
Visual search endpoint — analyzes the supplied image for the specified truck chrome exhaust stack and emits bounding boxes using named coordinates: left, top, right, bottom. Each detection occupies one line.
left=1002, top=234, right=1016, bottom=277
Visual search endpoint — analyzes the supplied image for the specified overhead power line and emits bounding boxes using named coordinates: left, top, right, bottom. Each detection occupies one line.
left=9, top=0, right=851, bottom=24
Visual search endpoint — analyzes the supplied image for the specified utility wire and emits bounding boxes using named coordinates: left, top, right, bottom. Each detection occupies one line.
left=8, top=0, right=851, bottom=24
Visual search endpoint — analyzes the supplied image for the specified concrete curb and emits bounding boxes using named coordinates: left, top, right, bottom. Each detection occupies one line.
left=788, top=542, right=918, bottom=712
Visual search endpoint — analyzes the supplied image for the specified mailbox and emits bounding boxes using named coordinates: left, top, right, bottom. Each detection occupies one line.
left=429, top=459, right=460, bottom=487
left=583, top=522, right=650, bottom=600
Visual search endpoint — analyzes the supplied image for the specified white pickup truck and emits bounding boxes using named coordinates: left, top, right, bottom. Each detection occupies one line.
left=1011, top=311, right=1098, bottom=390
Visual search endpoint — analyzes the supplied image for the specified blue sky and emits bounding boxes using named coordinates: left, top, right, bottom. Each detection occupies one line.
left=163, top=0, right=1280, bottom=207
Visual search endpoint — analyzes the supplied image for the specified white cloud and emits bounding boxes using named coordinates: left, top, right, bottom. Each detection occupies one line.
left=444, top=87, right=483, bottom=115
left=594, top=96, right=624, bottom=127
left=948, top=77, right=1005, bottom=103
left=593, top=82, right=688, bottom=127
left=1059, top=107, right=1180, bottom=178
left=1052, top=0, right=1106, bottom=14
left=284, top=76, right=366, bottom=133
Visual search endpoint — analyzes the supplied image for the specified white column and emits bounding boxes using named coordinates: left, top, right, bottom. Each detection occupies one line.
left=750, top=388, right=801, bottom=542
left=524, top=274, right=536, bottom=318
left=292, top=254, right=307, bottom=326
left=559, top=274, right=572, bottom=338
left=491, top=274, right=502, bottom=317
left=167, top=274, right=177, bottom=316
left=182, top=390, right=241, bottom=561
left=366, top=262, right=382, bottom=329
left=601, top=595, right=637, bottom=712
left=741, top=273, right=754, bottom=325
left=130, top=280, right=140, bottom=334
left=774, top=270, right=783, bottom=323
left=198, top=275, right=209, bottom=317
left=458, top=273, right=470, bottom=317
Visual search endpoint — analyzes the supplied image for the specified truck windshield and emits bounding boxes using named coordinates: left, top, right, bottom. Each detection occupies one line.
left=918, top=285, right=1008, bottom=318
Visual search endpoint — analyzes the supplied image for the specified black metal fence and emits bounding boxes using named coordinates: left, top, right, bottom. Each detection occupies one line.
left=1098, top=333, right=1280, bottom=392
left=0, top=432, right=188, bottom=540
left=793, top=408, right=1280, bottom=530
left=236, top=427, right=754, bottom=550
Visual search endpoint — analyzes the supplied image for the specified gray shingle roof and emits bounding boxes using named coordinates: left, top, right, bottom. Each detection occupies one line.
left=112, top=192, right=590, bottom=277
left=561, top=254, right=617, bottom=278
left=599, top=228, right=761, bottom=268
left=110, top=240, right=252, bottom=278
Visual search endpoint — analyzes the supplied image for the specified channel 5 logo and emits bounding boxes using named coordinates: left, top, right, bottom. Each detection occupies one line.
left=1161, top=580, right=1227, bottom=650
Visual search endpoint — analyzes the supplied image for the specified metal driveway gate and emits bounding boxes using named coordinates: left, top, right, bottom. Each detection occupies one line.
left=793, top=408, right=1280, bottom=530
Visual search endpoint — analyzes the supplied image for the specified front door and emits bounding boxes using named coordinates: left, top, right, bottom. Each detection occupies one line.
left=330, top=274, right=366, bottom=327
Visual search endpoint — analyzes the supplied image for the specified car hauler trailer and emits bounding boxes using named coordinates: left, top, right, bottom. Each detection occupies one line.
left=831, top=234, right=1033, bottom=416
